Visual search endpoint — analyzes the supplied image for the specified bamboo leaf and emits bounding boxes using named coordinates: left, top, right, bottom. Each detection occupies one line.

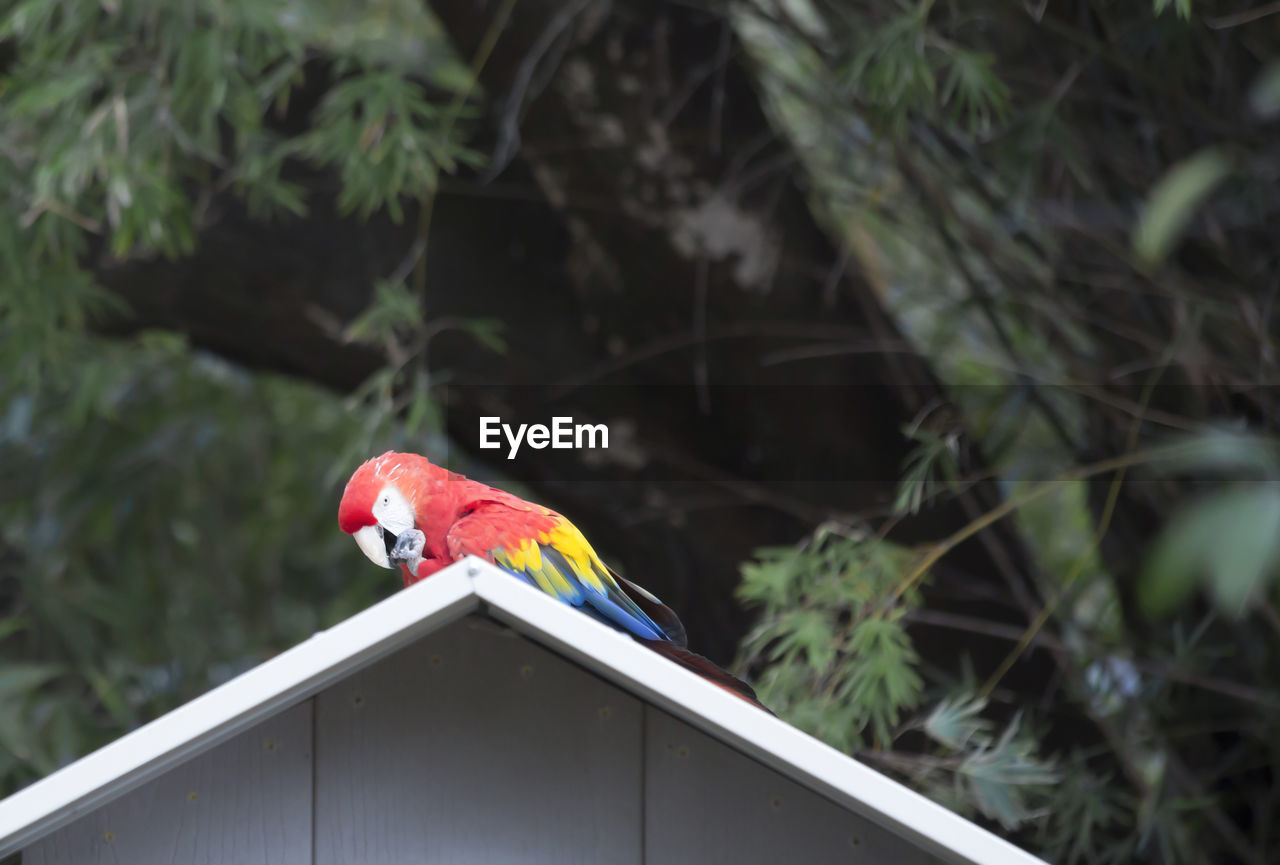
left=925, top=693, right=992, bottom=750
left=1139, top=484, right=1280, bottom=617
left=1132, top=149, right=1231, bottom=266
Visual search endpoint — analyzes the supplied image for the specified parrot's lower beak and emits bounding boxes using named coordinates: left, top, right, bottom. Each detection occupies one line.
left=352, top=524, right=395, bottom=569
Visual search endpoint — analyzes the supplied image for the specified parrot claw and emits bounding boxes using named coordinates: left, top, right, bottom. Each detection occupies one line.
left=389, top=529, right=426, bottom=569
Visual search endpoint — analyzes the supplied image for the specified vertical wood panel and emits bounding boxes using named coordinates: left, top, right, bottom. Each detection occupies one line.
left=314, top=615, right=643, bottom=865
left=24, top=701, right=312, bottom=865
left=644, top=707, right=942, bottom=865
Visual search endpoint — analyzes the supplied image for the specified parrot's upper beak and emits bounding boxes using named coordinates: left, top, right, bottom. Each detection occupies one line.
left=353, top=523, right=396, bottom=569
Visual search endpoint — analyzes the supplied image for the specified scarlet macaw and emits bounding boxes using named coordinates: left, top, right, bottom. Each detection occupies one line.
left=338, top=451, right=765, bottom=708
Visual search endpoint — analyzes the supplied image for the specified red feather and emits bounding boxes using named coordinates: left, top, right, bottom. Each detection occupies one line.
left=641, top=640, right=773, bottom=713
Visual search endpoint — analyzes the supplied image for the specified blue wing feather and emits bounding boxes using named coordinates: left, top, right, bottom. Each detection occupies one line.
left=493, top=544, right=670, bottom=641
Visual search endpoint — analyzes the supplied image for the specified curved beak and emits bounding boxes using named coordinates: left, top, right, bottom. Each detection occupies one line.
left=353, top=524, right=394, bottom=569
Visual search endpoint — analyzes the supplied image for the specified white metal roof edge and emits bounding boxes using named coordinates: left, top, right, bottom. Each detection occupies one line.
left=472, top=565, right=1049, bottom=865
left=0, top=569, right=478, bottom=858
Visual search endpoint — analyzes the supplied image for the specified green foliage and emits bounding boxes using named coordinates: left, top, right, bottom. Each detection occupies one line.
left=0, top=0, right=479, bottom=796
left=1140, top=484, right=1280, bottom=616
left=839, top=4, right=1009, bottom=136
left=1032, top=761, right=1134, bottom=865
left=737, top=528, right=924, bottom=747
left=924, top=693, right=991, bottom=749
left=953, top=715, right=1058, bottom=830
left=338, top=273, right=503, bottom=450
left=1132, top=149, right=1232, bottom=267
left=839, top=616, right=922, bottom=741
left=941, top=51, right=1010, bottom=132
left=893, top=424, right=961, bottom=515
left=738, top=526, right=1061, bottom=833
left=1139, top=432, right=1280, bottom=617
left=0, top=0, right=472, bottom=371
left=0, top=664, right=67, bottom=782
left=291, top=73, right=480, bottom=222
left=0, top=335, right=415, bottom=792
left=1152, top=429, right=1280, bottom=478
left=345, top=278, right=428, bottom=346
left=1152, top=0, right=1193, bottom=20
left=742, top=0, right=1280, bottom=856
left=843, top=9, right=937, bottom=132
left=742, top=433, right=1280, bottom=856
left=456, top=318, right=508, bottom=355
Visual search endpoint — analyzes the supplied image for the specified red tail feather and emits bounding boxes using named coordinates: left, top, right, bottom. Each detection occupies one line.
left=640, top=640, right=773, bottom=714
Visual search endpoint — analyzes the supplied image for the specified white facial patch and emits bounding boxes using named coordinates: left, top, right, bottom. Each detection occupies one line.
left=372, top=485, right=416, bottom=539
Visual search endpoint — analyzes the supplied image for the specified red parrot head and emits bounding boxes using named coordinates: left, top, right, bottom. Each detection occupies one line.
left=338, top=452, right=454, bottom=570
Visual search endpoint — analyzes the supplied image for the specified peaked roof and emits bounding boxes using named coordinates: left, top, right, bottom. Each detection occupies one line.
left=0, top=557, right=1046, bottom=865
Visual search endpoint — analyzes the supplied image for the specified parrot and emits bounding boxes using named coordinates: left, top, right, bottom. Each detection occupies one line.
left=338, top=451, right=766, bottom=709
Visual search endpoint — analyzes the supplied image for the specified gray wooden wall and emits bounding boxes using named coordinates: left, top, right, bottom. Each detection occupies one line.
left=25, top=616, right=940, bottom=865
